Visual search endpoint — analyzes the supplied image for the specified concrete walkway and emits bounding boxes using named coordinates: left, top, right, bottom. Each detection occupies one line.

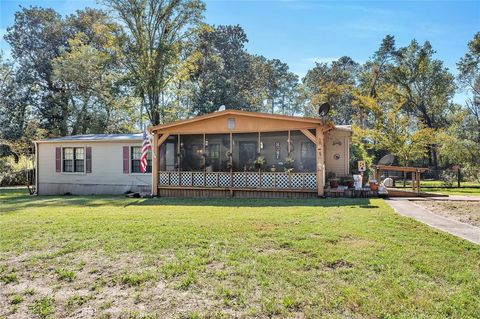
left=409, top=195, right=480, bottom=201
left=386, top=198, right=480, bottom=245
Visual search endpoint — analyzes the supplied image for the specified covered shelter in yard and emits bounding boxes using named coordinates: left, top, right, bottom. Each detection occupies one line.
left=149, top=110, right=351, bottom=198
left=372, top=164, right=430, bottom=197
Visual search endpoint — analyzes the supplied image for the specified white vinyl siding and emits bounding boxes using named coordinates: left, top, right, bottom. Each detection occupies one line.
left=325, top=130, right=350, bottom=177
left=37, top=142, right=151, bottom=195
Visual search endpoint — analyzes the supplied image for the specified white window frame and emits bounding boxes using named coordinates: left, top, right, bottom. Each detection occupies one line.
left=61, top=146, right=86, bottom=174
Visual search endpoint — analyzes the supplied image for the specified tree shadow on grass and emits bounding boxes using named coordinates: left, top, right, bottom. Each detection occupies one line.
left=1, top=188, right=379, bottom=213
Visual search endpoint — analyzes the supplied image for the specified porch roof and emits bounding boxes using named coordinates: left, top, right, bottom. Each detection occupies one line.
left=35, top=133, right=143, bottom=143
left=148, top=110, right=351, bottom=135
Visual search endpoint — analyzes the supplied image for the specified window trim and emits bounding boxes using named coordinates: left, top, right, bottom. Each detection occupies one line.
left=61, top=146, right=86, bottom=174
left=130, top=146, right=152, bottom=175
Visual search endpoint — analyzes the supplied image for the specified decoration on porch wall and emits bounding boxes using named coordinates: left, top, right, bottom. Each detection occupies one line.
left=275, top=142, right=280, bottom=159
left=332, top=139, right=342, bottom=146
left=334, top=154, right=341, bottom=160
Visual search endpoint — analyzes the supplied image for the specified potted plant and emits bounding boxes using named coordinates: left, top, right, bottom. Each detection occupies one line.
left=329, top=178, right=340, bottom=189
left=254, top=156, right=266, bottom=169
left=327, top=171, right=339, bottom=189
left=369, top=179, right=378, bottom=191
left=270, top=164, right=277, bottom=172
left=284, top=156, right=294, bottom=169
left=344, top=177, right=354, bottom=188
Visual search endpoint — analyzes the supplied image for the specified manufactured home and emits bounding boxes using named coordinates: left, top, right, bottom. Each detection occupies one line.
left=34, top=134, right=151, bottom=195
left=35, top=110, right=351, bottom=197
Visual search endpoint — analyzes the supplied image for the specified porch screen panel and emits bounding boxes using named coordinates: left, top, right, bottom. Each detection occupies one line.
left=180, top=134, right=204, bottom=171
left=161, top=135, right=179, bottom=171
left=232, top=133, right=258, bottom=172
left=290, top=130, right=316, bottom=172
left=205, top=134, right=230, bottom=172
left=260, top=131, right=289, bottom=172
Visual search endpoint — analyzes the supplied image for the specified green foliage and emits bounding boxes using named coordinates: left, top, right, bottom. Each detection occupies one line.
left=3, top=7, right=136, bottom=138
left=303, top=56, right=360, bottom=123
left=0, top=155, right=34, bottom=187
left=354, top=93, right=436, bottom=166
left=120, top=271, right=157, bottom=286
left=441, top=170, right=457, bottom=187
left=10, top=294, right=24, bottom=305
left=187, top=25, right=300, bottom=116
left=454, top=32, right=480, bottom=169
left=29, top=296, right=55, bottom=319
left=1, top=5, right=478, bottom=174
left=0, top=271, right=18, bottom=284
left=356, top=36, right=456, bottom=168
left=52, top=24, right=136, bottom=134
left=103, top=0, right=205, bottom=125
left=55, top=268, right=76, bottom=282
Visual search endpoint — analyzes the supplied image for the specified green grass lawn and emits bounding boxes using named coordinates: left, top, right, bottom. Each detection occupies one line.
left=419, top=187, right=480, bottom=195
left=1, top=190, right=479, bottom=318
left=395, top=180, right=480, bottom=195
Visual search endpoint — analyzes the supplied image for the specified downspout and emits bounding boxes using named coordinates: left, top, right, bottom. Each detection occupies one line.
left=34, top=141, right=39, bottom=195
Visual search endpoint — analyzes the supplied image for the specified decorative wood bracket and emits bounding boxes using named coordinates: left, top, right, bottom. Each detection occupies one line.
left=300, top=129, right=316, bottom=144
left=157, top=133, right=170, bottom=146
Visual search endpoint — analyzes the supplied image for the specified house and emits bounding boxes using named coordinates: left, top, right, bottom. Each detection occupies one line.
left=34, top=110, right=351, bottom=197
left=150, top=110, right=351, bottom=198
left=34, top=134, right=151, bottom=195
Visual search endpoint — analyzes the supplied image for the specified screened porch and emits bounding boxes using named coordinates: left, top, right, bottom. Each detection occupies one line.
left=158, top=130, right=318, bottom=191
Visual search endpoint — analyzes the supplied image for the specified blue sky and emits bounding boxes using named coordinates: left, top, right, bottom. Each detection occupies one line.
left=1, top=0, right=479, bottom=103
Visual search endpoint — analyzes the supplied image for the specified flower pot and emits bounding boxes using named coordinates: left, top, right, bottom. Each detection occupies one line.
left=369, top=182, right=378, bottom=191
left=329, top=180, right=339, bottom=189
left=346, top=180, right=354, bottom=188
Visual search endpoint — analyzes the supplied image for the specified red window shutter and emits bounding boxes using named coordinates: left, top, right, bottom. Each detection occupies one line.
left=86, top=147, right=92, bottom=173
left=123, top=146, right=129, bottom=174
left=55, top=147, right=61, bottom=172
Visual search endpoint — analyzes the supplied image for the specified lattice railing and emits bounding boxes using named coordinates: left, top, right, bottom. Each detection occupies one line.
left=159, top=171, right=317, bottom=190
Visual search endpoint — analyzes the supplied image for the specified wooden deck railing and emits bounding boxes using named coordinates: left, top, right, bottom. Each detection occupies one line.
left=158, top=171, right=317, bottom=190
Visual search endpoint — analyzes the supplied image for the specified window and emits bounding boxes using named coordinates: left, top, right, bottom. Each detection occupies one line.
left=131, top=146, right=152, bottom=173
left=63, top=147, right=84, bottom=173
left=227, top=118, right=236, bottom=129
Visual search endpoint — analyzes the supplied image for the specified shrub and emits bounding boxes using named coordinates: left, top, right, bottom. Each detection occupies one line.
left=462, top=165, right=480, bottom=183
left=0, top=155, right=34, bottom=186
left=441, top=170, right=457, bottom=187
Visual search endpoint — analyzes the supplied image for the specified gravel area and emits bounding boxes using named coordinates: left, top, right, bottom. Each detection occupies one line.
left=414, top=200, right=480, bottom=227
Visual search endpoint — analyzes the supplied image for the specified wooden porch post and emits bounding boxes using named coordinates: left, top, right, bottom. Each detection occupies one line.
left=316, top=128, right=325, bottom=197
left=416, top=170, right=421, bottom=193
left=152, top=131, right=159, bottom=196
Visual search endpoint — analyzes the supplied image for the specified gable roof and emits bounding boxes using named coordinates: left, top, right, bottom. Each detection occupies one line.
left=36, top=133, right=143, bottom=143
left=149, top=110, right=323, bottom=132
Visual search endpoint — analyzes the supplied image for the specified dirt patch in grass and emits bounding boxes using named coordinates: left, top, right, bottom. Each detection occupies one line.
left=0, top=251, right=232, bottom=318
left=415, top=200, right=480, bottom=227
